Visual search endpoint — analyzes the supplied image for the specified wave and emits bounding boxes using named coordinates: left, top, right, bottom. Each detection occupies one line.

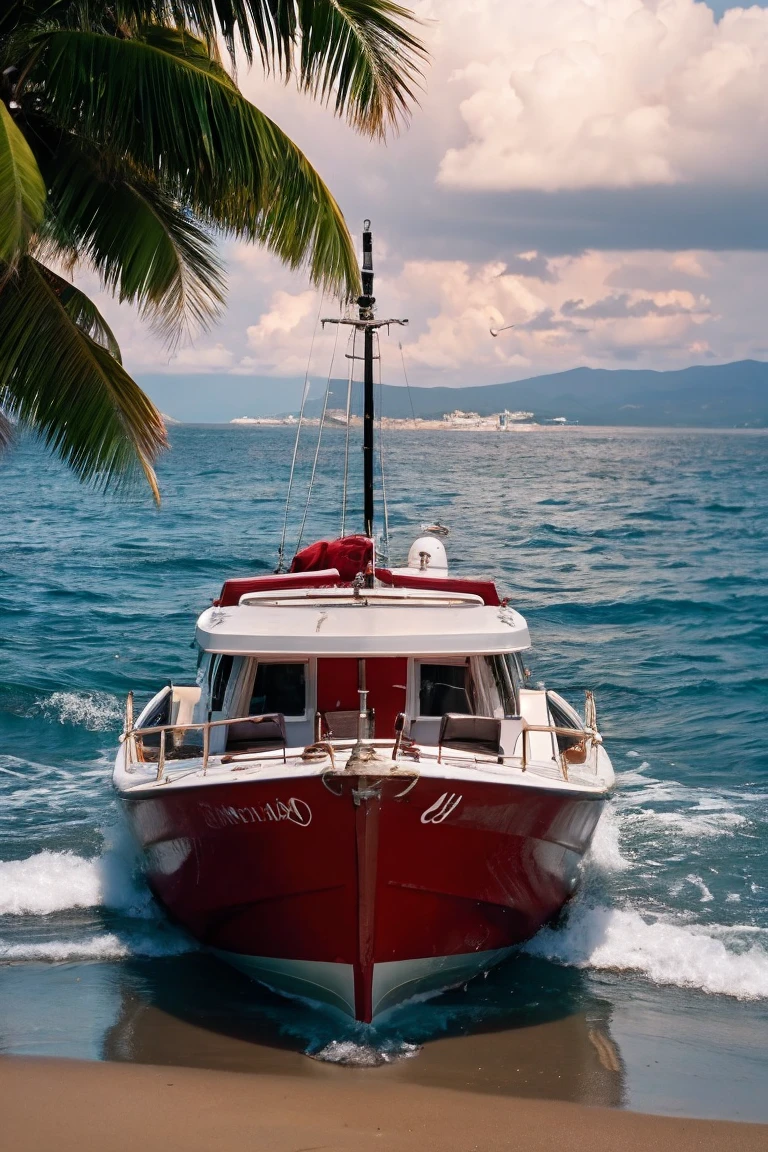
left=38, top=691, right=123, bottom=732
left=584, top=802, right=632, bottom=873
left=0, top=848, right=153, bottom=918
left=0, top=931, right=193, bottom=961
left=524, top=903, right=768, bottom=1000
left=309, top=1040, right=420, bottom=1066
left=528, top=758, right=768, bottom=1000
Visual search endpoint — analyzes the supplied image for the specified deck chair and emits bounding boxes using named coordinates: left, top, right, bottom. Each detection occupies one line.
left=225, top=713, right=287, bottom=759
left=322, top=709, right=375, bottom=740
left=438, top=714, right=523, bottom=761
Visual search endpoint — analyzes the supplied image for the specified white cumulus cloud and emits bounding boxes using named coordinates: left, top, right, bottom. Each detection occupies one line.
left=437, top=0, right=768, bottom=190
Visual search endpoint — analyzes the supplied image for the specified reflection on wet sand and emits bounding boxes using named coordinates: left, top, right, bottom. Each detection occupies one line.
left=103, top=953, right=625, bottom=1107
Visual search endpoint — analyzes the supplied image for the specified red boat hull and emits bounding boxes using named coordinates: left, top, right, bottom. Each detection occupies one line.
left=121, top=775, right=603, bottom=1020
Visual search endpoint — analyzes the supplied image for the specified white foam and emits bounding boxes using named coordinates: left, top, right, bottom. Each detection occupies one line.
left=0, top=932, right=193, bottom=961
left=637, top=809, right=748, bottom=839
left=685, top=873, right=714, bottom=903
left=524, top=903, right=768, bottom=1000
left=310, top=1040, right=420, bottom=1066
left=39, top=691, right=123, bottom=732
left=0, top=850, right=153, bottom=917
left=586, top=803, right=631, bottom=873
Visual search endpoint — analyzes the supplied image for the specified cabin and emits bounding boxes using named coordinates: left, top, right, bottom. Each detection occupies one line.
left=132, top=536, right=590, bottom=774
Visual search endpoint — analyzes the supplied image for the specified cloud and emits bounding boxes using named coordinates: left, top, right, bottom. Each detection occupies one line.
left=503, top=251, right=558, bottom=280
left=560, top=289, right=708, bottom=320
left=51, top=0, right=768, bottom=409
left=437, top=0, right=768, bottom=191
left=237, top=248, right=717, bottom=384
left=246, top=290, right=317, bottom=347
left=167, top=343, right=235, bottom=371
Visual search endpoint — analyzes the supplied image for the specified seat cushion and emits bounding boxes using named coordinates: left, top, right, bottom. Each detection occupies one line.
left=439, top=713, right=501, bottom=755
left=226, top=713, right=286, bottom=749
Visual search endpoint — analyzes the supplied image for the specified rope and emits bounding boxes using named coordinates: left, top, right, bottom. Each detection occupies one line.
left=276, top=294, right=324, bottom=572
left=398, top=341, right=418, bottom=428
left=340, top=327, right=355, bottom=536
left=294, top=307, right=342, bottom=556
left=376, top=331, right=390, bottom=564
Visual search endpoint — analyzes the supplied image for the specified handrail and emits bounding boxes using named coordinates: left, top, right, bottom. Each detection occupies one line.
left=519, top=721, right=597, bottom=779
left=121, top=713, right=279, bottom=741
left=122, top=712, right=286, bottom=780
left=122, top=699, right=598, bottom=785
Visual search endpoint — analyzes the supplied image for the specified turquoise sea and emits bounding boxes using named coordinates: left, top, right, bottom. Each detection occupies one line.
left=1, top=425, right=767, bottom=1118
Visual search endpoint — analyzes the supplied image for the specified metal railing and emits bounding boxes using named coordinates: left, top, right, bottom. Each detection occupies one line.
left=517, top=723, right=598, bottom=780
left=121, top=694, right=600, bottom=784
left=436, top=722, right=598, bottom=780
left=121, top=695, right=286, bottom=779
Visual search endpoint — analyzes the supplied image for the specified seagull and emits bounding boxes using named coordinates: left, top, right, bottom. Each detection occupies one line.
left=490, top=322, right=515, bottom=338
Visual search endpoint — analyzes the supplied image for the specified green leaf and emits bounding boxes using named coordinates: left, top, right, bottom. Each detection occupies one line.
left=116, top=2, right=426, bottom=135
left=37, top=132, right=226, bottom=338
left=0, top=102, right=46, bottom=263
left=34, top=261, right=123, bottom=361
left=295, top=0, right=426, bottom=136
left=0, top=256, right=167, bottom=501
left=0, top=407, right=12, bottom=452
left=36, top=27, right=361, bottom=297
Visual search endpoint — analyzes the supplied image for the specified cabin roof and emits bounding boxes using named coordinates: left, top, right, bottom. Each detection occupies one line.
left=215, top=567, right=503, bottom=608
left=196, top=588, right=529, bottom=657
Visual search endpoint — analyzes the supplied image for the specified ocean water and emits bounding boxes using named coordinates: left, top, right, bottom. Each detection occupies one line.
left=1, top=425, right=767, bottom=1116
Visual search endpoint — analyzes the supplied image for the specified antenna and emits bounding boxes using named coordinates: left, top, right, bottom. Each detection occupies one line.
left=322, top=223, right=408, bottom=540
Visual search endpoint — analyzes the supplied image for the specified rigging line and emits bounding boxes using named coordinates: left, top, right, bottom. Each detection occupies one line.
left=295, top=304, right=342, bottom=556
left=340, top=327, right=355, bottom=537
left=398, top=340, right=418, bottom=428
left=276, top=293, right=324, bottom=572
left=376, top=331, right=390, bottom=564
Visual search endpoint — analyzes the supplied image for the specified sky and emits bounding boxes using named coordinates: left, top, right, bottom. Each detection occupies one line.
left=86, top=0, right=768, bottom=417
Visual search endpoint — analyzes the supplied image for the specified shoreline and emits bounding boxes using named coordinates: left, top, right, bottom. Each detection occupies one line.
left=192, top=420, right=768, bottom=433
left=2, top=1056, right=766, bottom=1152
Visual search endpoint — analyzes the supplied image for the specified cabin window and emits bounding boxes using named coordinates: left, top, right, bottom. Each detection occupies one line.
left=249, top=662, right=306, bottom=718
left=470, top=655, right=518, bottom=716
left=418, top=662, right=470, bottom=716
left=210, top=654, right=234, bottom=712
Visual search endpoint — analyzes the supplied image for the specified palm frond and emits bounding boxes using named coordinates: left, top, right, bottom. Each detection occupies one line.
left=0, top=406, right=12, bottom=452
left=35, top=26, right=361, bottom=296
left=0, top=255, right=167, bottom=500
left=295, top=0, right=425, bottom=136
left=33, top=260, right=123, bottom=360
left=36, top=132, right=226, bottom=338
left=120, top=1, right=296, bottom=71
left=0, top=101, right=46, bottom=264
left=116, top=2, right=425, bottom=135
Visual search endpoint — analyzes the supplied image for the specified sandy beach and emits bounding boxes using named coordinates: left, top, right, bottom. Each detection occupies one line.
left=2, top=1055, right=767, bottom=1152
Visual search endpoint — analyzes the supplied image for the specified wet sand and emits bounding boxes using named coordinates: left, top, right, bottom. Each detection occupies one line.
left=4, top=955, right=768, bottom=1123
left=2, top=1055, right=767, bottom=1152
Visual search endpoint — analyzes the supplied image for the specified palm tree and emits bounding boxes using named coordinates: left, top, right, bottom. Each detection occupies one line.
left=0, top=1, right=424, bottom=500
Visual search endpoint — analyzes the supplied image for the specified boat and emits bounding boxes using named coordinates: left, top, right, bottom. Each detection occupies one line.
left=113, top=223, right=615, bottom=1023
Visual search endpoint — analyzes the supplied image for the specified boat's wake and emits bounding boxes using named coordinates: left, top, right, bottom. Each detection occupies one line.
left=524, top=902, right=768, bottom=1000
left=1, top=754, right=766, bottom=1002
left=309, top=1039, right=421, bottom=1066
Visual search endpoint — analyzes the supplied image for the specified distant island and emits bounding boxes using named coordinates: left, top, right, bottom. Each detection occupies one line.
left=299, top=360, right=768, bottom=429
left=230, top=409, right=542, bottom=430
left=141, top=359, right=768, bottom=427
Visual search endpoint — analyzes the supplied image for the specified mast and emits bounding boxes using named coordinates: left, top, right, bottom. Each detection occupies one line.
left=322, top=221, right=408, bottom=540
left=360, top=224, right=375, bottom=538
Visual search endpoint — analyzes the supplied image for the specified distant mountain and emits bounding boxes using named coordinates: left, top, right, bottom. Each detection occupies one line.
left=302, top=360, right=768, bottom=427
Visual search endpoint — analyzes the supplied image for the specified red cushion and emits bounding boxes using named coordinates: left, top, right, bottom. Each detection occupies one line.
left=375, top=568, right=502, bottom=607
left=291, top=536, right=373, bottom=583
left=216, top=569, right=341, bottom=607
